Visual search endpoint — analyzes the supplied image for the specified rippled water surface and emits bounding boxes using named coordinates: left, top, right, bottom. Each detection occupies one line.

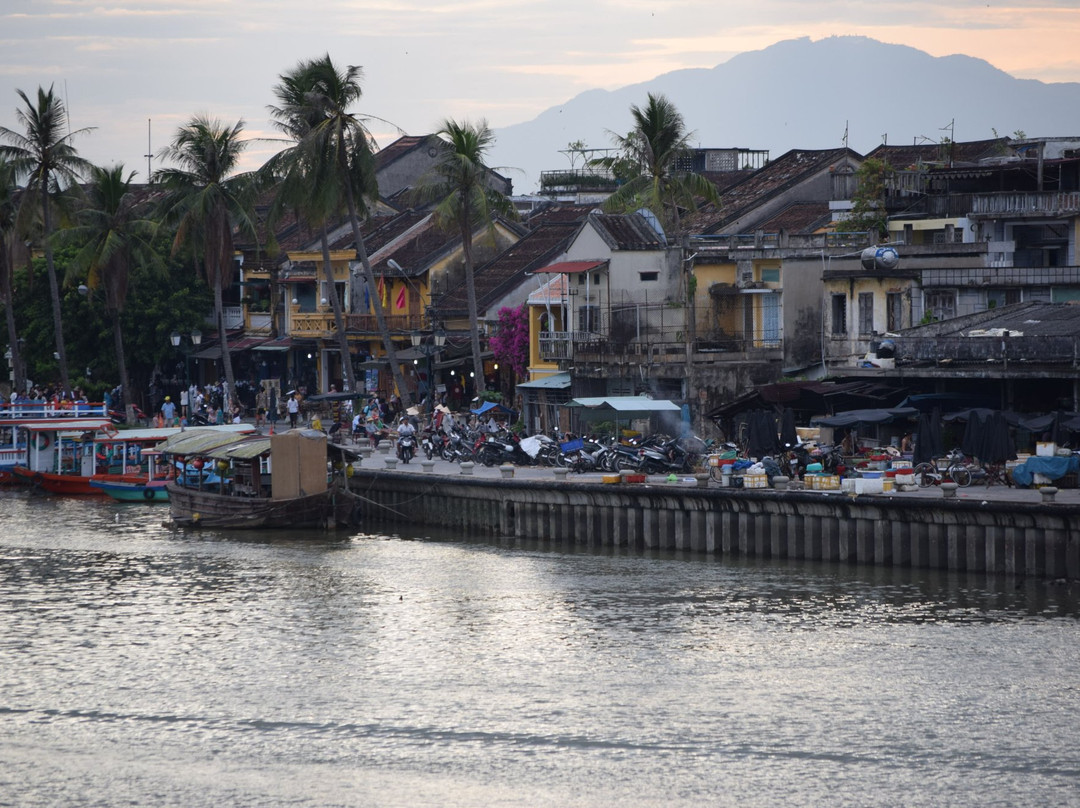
left=2, top=489, right=1079, bottom=807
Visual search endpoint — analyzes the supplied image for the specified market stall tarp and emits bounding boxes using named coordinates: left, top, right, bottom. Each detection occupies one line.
left=1010, top=455, right=1080, bottom=487
left=470, top=401, right=517, bottom=417
left=810, top=407, right=919, bottom=428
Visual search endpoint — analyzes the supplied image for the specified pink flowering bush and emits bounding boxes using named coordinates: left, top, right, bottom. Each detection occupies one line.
left=489, top=304, right=529, bottom=378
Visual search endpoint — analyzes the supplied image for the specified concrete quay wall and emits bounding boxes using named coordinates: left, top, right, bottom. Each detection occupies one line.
left=349, top=471, right=1080, bottom=580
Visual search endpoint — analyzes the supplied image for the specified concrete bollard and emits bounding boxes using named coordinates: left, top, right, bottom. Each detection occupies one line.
left=695, top=473, right=710, bottom=488
left=377, top=441, right=391, bottom=455
left=940, top=482, right=958, bottom=499
left=1040, top=486, right=1058, bottom=503
left=421, top=460, right=436, bottom=473
left=553, top=467, right=569, bottom=481
left=460, top=461, right=475, bottom=476
left=499, top=465, right=515, bottom=479
left=772, top=475, right=790, bottom=491
left=383, top=456, right=398, bottom=470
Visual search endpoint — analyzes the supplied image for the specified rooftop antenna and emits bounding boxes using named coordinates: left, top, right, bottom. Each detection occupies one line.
left=145, top=119, right=153, bottom=183
left=842, top=121, right=848, bottom=149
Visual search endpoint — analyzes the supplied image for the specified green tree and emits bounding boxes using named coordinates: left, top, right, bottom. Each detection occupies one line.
left=414, top=119, right=516, bottom=393
left=58, top=164, right=162, bottom=422
left=268, top=55, right=408, bottom=405
left=155, top=116, right=258, bottom=408
left=845, top=157, right=894, bottom=240
left=0, top=85, right=93, bottom=394
left=0, top=157, right=27, bottom=392
left=600, top=93, right=720, bottom=232
left=267, top=55, right=369, bottom=396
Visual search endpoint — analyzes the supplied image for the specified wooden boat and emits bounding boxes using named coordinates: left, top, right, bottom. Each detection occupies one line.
left=89, top=450, right=170, bottom=502
left=11, top=422, right=253, bottom=496
left=160, top=428, right=359, bottom=529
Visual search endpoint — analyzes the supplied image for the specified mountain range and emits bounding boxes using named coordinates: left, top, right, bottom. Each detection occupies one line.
left=491, top=36, right=1080, bottom=194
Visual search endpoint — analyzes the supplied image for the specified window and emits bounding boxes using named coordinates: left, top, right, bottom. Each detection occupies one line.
left=831, top=294, right=847, bottom=335
left=578, top=305, right=599, bottom=332
left=760, top=268, right=780, bottom=283
left=924, top=291, right=957, bottom=322
left=858, top=292, right=874, bottom=335
left=886, top=292, right=903, bottom=332
left=639, top=271, right=658, bottom=282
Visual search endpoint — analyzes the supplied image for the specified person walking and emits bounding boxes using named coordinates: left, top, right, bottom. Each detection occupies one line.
left=287, top=392, right=300, bottom=429
left=160, top=396, right=176, bottom=427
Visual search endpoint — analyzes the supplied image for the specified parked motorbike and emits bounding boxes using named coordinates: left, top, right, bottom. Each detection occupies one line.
left=422, top=428, right=447, bottom=461
left=637, top=435, right=704, bottom=475
left=476, top=429, right=533, bottom=467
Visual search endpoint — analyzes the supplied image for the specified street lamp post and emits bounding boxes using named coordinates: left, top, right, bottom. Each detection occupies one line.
left=410, top=329, right=446, bottom=411
left=170, top=329, right=203, bottom=406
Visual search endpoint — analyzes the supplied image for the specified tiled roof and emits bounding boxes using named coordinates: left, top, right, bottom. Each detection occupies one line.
left=686, top=148, right=856, bottom=235
left=437, top=221, right=580, bottom=316
left=589, top=212, right=666, bottom=250
left=754, top=202, right=833, bottom=234
left=866, top=138, right=1006, bottom=169
left=373, top=135, right=433, bottom=170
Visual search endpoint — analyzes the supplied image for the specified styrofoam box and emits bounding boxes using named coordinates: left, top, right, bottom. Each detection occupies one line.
left=895, top=473, right=915, bottom=486
left=743, top=473, right=768, bottom=488
left=855, top=478, right=884, bottom=495
left=841, top=478, right=857, bottom=493
left=1037, top=442, right=1057, bottom=457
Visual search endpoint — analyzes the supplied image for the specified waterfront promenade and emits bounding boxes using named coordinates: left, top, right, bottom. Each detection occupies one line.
left=352, top=450, right=1080, bottom=506
left=346, top=450, right=1080, bottom=581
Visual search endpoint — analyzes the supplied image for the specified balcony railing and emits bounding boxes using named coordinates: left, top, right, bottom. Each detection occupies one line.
left=969, top=191, right=1080, bottom=218
left=289, top=312, right=423, bottom=338
left=538, top=168, right=619, bottom=195
left=539, top=329, right=783, bottom=363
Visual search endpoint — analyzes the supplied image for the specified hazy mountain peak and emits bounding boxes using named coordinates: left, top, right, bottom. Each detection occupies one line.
left=494, top=36, right=1080, bottom=193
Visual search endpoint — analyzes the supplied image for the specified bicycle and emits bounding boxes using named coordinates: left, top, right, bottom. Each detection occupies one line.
left=912, top=448, right=975, bottom=488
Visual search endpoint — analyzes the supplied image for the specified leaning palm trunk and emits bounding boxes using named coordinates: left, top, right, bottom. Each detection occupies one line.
left=320, top=226, right=357, bottom=393
left=212, top=278, right=237, bottom=409
left=1, top=245, right=24, bottom=394
left=110, top=310, right=135, bottom=424
left=341, top=174, right=410, bottom=407
left=460, top=230, right=485, bottom=395
left=41, top=196, right=71, bottom=394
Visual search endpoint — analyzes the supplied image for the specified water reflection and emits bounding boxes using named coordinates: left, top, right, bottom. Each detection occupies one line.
left=2, top=489, right=1079, bottom=807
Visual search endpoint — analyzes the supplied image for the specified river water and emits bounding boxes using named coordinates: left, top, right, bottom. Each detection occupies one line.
left=2, top=488, right=1079, bottom=807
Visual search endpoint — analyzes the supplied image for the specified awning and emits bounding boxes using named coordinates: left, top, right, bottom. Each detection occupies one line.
left=254, top=337, right=293, bottom=352
left=193, top=336, right=268, bottom=359
left=810, top=407, right=919, bottom=428
left=567, top=396, right=681, bottom=413
left=516, top=372, right=571, bottom=390
left=532, top=260, right=608, bottom=274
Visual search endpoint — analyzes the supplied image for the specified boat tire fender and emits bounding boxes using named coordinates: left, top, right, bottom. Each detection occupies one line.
left=144, top=488, right=155, bottom=501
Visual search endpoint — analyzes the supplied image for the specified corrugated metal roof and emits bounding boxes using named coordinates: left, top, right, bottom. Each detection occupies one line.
left=156, top=426, right=258, bottom=455
left=206, top=437, right=272, bottom=460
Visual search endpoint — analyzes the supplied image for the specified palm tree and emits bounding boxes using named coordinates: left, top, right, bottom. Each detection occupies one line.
left=600, top=93, right=720, bottom=232
left=0, top=85, right=94, bottom=395
left=0, top=157, right=27, bottom=393
left=58, top=164, right=161, bottom=423
left=413, top=119, right=516, bottom=395
left=269, top=55, right=409, bottom=405
left=155, top=116, right=257, bottom=409
left=266, top=57, right=363, bottom=396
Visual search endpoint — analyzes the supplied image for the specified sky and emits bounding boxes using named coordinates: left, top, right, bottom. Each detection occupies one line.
left=3, top=0, right=1080, bottom=185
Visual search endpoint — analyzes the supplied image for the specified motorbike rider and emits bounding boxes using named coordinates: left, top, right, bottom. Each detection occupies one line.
left=397, top=416, right=417, bottom=459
